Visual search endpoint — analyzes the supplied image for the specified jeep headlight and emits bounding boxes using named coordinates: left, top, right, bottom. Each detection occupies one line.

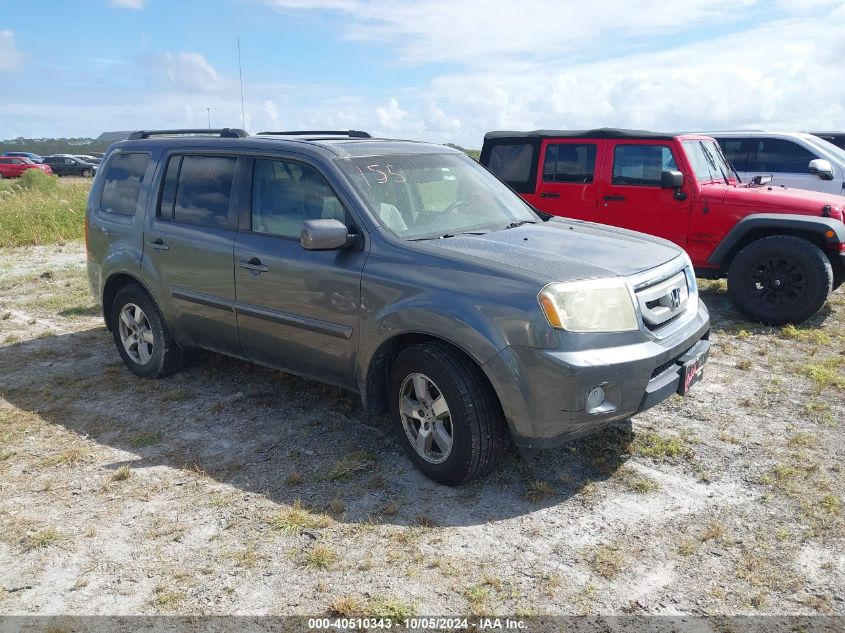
left=539, top=278, right=638, bottom=332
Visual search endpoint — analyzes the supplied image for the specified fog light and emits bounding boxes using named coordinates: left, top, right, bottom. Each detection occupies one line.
left=586, top=386, right=606, bottom=412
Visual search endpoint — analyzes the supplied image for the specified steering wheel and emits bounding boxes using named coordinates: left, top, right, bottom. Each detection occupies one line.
left=443, top=200, right=470, bottom=215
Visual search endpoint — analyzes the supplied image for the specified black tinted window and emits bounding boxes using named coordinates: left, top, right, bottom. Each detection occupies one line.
left=612, top=144, right=678, bottom=186
left=100, top=153, right=151, bottom=216
left=252, top=159, right=348, bottom=238
left=487, top=143, right=534, bottom=183
left=750, top=139, right=817, bottom=173
left=158, top=155, right=236, bottom=229
left=543, top=143, right=597, bottom=183
left=718, top=139, right=748, bottom=172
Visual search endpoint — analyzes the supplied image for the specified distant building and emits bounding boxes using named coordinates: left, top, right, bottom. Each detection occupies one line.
left=97, top=131, right=133, bottom=143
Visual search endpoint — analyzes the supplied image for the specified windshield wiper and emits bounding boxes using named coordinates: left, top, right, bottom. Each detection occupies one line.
left=501, top=220, right=537, bottom=230
left=409, top=230, right=490, bottom=241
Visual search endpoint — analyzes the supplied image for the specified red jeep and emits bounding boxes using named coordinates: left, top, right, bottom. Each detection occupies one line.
left=480, top=129, right=845, bottom=324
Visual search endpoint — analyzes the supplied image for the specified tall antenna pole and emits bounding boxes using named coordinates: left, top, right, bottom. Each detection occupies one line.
left=237, top=38, right=246, bottom=129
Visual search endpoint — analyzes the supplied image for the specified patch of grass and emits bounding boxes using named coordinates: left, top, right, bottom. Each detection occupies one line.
left=40, top=447, right=89, bottom=467
left=223, top=547, right=259, bottom=569
left=130, top=432, right=163, bottom=448
left=788, top=431, right=817, bottom=448
left=303, top=545, right=337, bottom=570
left=617, top=469, right=660, bottom=493
left=634, top=432, right=694, bottom=460
left=805, top=400, right=835, bottom=426
left=0, top=175, right=89, bottom=247
left=589, top=544, right=625, bottom=579
left=701, top=520, right=727, bottom=542
left=736, top=358, right=752, bottom=371
left=465, top=584, right=491, bottom=615
left=285, top=471, right=304, bottom=486
left=677, top=538, right=696, bottom=556
left=329, top=595, right=367, bottom=617
left=29, top=528, right=63, bottom=549
left=153, top=587, right=183, bottom=606
left=801, top=357, right=845, bottom=393
left=414, top=513, right=438, bottom=527
left=111, top=465, right=131, bottom=482
left=324, top=451, right=376, bottom=481
left=367, top=596, right=416, bottom=620
left=780, top=324, right=832, bottom=345
left=525, top=480, right=555, bottom=502
left=270, top=500, right=333, bottom=535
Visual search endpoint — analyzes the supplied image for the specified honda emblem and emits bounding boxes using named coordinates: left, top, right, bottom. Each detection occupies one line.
left=670, top=287, right=682, bottom=310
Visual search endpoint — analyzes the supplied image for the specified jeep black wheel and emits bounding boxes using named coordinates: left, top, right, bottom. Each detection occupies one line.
left=82, top=169, right=93, bottom=178
left=728, top=235, right=833, bottom=325
left=389, top=342, right=504, bottom=485
left=110, top=284, right=183, bottom=378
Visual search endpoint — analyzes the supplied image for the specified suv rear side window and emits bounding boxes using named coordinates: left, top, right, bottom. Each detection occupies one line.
left=158, top=155, right=237, bottom=229
left=251, top=158, right=349, bottom=238
left=612, top=144, right=677, bottom=186
left=543, top=143, right=597, bottom=183
left=749, top=139, right=817, bottom=173
left=487, top=143, right=534, bottom=184
left=100, top=153, right=151, bottom=216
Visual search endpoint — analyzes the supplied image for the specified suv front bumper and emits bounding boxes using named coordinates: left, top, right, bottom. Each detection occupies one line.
left=483, top=300, right=711, bottom=449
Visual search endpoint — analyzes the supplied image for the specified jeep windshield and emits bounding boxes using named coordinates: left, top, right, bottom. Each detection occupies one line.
left=682, top=139, right=734, bottom=184
left=337, top=153, right=538, bottom=240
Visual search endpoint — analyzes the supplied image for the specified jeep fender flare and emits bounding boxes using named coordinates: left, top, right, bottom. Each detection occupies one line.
left=707, top=213, right=845, bottom=267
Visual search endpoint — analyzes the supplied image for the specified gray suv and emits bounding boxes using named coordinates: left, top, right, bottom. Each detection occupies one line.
left=85, top=128, right=711, bottom=485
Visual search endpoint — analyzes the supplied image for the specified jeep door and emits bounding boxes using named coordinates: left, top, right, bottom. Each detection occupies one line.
left=232, top=156, right=367, bottom=390
left=534, top=139, right=605, bottom=219
left=597, top=140, right=691, bottom=247
left=142, top=152, right=242, bottom=356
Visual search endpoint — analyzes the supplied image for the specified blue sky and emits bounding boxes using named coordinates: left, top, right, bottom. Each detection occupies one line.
left=2, top=0, right=844, bottom=147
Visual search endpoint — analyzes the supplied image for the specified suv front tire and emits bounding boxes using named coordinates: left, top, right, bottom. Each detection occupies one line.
left=389, top=342, right=504, bottom=485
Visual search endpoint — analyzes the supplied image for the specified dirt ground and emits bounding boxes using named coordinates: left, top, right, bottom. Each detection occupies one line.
left=0, top=242, right=843, bottom=618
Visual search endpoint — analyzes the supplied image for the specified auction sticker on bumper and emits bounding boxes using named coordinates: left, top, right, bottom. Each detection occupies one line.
left=678, top=353, right=705, bottom=395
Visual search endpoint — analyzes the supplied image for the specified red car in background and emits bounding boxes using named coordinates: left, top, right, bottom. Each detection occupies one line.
left=0, top=156, right=54, bottom=178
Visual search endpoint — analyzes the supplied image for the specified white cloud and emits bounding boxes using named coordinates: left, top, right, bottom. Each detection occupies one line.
left=265, top=0, right=760, bottom=67
left=108, top=0, right=146, bottom=9
left=375, top=98, right=407, bottom=129
left=0, top=30, right=23, bottom=72
left=158, top=51, right=225, bottom=93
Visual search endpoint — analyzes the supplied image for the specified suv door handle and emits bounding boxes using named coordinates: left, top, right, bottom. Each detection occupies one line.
left=540, top=192, right=561, bottom=198
left=238, top=257, right=269, bottom=274
left=149, top=239, right=169, bottom=252
left=603, top=195, right=626, bottom=201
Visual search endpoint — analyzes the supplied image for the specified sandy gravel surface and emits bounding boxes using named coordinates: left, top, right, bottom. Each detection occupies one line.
left=0, top=242, right=843, bottom=617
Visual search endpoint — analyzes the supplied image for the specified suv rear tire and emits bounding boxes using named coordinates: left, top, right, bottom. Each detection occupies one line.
left=110, top=284, right=184, bottom=378
left=727, top=235, right=833, bottom=325
left=388, top=342, right=504, bottom=485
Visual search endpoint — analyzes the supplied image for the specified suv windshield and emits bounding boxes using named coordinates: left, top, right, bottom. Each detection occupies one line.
left=683, top=139, right=733, bottom=183
left=337, top=153, right=537, bottom=240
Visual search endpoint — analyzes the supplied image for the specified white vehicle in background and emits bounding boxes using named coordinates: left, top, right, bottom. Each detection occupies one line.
left=708, top=131, right=845, bottom=196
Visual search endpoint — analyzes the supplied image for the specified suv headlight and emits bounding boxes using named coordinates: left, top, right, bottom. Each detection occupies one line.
left=539, top=278, right=638, bottom=332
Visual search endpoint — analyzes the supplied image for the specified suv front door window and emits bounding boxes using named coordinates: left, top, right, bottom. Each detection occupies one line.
left=233, top=157, right=367, bottom=388
left=600, top=141, right=691, bottom=247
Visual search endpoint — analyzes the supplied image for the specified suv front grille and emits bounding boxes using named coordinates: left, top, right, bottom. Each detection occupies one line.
left=635, top=269, right=691, bottom=334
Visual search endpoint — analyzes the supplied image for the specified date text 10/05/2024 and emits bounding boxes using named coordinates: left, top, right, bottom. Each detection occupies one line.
left=307, top=617, right=527, bottom=630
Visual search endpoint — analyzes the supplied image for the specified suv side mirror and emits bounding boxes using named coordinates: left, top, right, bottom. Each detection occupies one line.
left=660, top=170, right=684, bottom=189
left=301, top=219, right=355, bottom=251
left=808, top=158, right=834, bottom=180
left=750, top=174, right=773, bottom=186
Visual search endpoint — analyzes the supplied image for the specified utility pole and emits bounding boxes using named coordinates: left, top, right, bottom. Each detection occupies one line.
left=237, top=38, right=246, bottom=129
left=206, top=107, right=211, bottom=130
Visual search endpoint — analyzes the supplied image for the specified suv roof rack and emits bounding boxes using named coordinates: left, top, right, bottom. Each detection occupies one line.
left=256, top=130, right=372, bottom=139
left=128, top=128, right=249, bottom=140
